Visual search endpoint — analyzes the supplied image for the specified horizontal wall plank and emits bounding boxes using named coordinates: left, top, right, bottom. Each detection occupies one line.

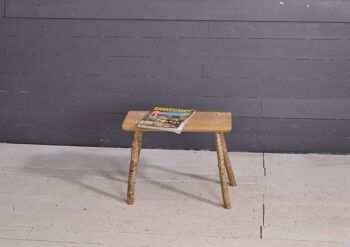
left=209, top=22, right=350, bottom=39
left=0, top=19, right=207, bottom=37
left=6, top=0, right=350, bottom=22
left=1, top=74, right=350, bottom=99
left=220, top=117, right=350, bottom=138
left=2, top=55, right=349, bottom=80
left=0, top=74, right=76, bottom=93
left=0, top=56, right=201, bottom=76
left=0, top=126, right=132, bottom=147
left=0, top=111, right=126, bottom=131
left=3, top=18, right=350, bottom=40
left=1, top=111, right=349, bottom=138
left=2, top=36, right=350, bottom=60
left=0, top=93, right=262, bottom=117
left=262, top=98, right=350, bottom=119
left=255, top=79, right=350, bottom=100
left=256, top=136, right=350, bottom=153
left=204, top=59, right=350, bottom=80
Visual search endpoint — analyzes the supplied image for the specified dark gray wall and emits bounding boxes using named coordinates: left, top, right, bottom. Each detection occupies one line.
left=1, top=0, right=350, bottom=153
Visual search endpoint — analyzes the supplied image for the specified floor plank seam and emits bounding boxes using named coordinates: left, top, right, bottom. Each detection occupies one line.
left=261, top=153, right=266, bottom=240
left=259, top=226, right=263, bottom=239
left=263, top=152, right=266, bottom=176
left=262, top=203, right=265, bottom=227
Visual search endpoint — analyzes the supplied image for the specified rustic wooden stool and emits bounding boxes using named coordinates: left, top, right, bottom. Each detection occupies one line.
left=122, top=111, right=237, bottom=209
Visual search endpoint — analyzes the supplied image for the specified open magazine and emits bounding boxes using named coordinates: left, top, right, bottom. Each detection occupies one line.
left=137, top=107, right=196, bottom=134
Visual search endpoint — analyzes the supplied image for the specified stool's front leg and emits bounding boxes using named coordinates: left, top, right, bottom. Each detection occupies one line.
left=215, top=132, right=231, bottom=209
left=220, top=132, right=237, bottom=187
left=127, top=131, right=143, bottom=205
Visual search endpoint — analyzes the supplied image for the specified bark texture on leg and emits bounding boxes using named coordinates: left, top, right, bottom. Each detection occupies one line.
left=220, top=132, right=237, bottom=187
left=127, top=131, right=143, bottom=205
left=215, top=132, right=231, bottom=209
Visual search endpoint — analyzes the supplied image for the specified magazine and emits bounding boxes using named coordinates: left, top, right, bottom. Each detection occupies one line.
left=137, top=107, right=196, bottom=134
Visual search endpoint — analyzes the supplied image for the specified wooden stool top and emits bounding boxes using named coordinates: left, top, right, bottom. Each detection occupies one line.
left=122, top=111, right=232, bottom=132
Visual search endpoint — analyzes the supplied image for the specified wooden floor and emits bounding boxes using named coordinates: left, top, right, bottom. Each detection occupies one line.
left=0, top=143, right=349, bottom=247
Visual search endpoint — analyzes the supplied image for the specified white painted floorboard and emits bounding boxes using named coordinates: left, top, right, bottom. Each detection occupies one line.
left=0, top=143, right=349, bottom=246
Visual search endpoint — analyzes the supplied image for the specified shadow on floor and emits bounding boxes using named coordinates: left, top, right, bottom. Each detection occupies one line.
left=22, top=149, right=222, bottom=207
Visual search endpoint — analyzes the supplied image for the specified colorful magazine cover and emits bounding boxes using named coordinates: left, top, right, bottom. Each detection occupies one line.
left=137, top=107, right=196, bottom=134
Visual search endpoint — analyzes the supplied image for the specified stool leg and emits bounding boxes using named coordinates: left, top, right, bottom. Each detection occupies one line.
left=215, top=132, right=231, bottom=209
left=220, top=132, right=237, bottom=187
left=127, top=131, right=143, bottom=205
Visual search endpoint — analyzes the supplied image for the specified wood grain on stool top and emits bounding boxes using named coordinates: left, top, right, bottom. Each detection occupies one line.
left=122, top=111, right=232, bottom=132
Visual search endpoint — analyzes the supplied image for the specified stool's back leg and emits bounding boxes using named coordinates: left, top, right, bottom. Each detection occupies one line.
left=127, top=131, right=143, bottom=205
left=215, top=132, right=231, bottom=209
left=220, top=132, right=237, bottom=187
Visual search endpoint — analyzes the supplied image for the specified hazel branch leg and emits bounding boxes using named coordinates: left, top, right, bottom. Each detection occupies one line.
left=215, top=132, right=231, bottom=209
left=127, top=131, right=143, bottom=205
left=220, top=132, right=237, bottom=187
